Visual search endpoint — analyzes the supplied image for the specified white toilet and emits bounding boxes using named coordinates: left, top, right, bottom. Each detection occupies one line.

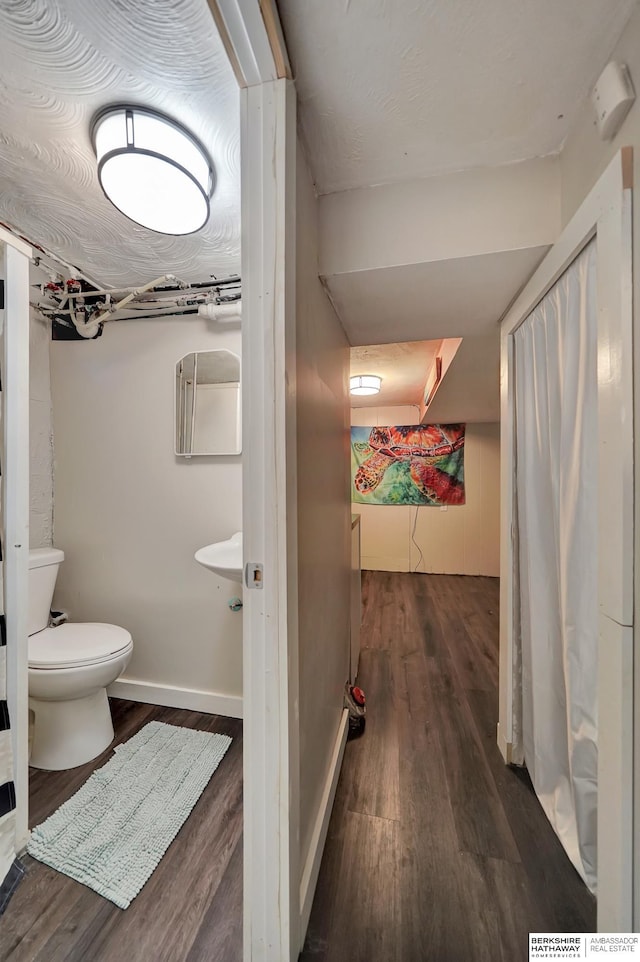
left=28, top=547, right=133, bottom=771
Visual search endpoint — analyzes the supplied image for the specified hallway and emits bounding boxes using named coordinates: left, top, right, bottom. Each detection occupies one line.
left=300, top=570, right=596, bottom=962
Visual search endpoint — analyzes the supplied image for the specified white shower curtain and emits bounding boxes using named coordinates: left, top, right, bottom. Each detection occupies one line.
left=514, top=240, right=598, bottom=893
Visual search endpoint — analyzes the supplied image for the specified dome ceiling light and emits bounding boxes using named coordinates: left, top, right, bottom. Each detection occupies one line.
left=91, top=106, right=215, bottom=235
left=350, top=374, right=382, bottom=396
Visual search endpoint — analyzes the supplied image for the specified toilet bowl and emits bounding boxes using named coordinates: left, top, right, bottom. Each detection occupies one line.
left=28, top=549, right=133, bottom=771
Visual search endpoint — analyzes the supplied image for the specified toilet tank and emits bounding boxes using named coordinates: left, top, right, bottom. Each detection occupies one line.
left=28, top=548, right=64, bottom=636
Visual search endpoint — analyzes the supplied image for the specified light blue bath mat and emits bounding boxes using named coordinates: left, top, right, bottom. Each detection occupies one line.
left=27, top=721, right=232, bottom=908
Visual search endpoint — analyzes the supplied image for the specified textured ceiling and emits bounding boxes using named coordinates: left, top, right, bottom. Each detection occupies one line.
left=349, top=336, right=499, bottom=422
left=0, top=0, right=240, bottom=287
left=350, top=339, right=441, bottom=407
left=278, top=0, right=638, bottom=193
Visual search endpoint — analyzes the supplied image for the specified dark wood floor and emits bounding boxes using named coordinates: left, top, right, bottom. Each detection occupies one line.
left=300, top=570, right=596, bottom=962
left=1, top=572, right=596, bottom=962
left=0, top=700, right=243, bottom=962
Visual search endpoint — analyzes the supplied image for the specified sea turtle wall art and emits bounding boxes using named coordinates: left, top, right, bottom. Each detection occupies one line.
left=351, top=424, right=466, bottom=506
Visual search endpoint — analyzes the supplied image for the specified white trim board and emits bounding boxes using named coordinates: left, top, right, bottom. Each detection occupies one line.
left=2, top=240, right=32, bottom=852
left=299, top=709, right=349, bottom=941
left=206, top=0, right=290, bottom=88
left=107, top=679, right=242, bottom=719
left=241, top=77, right=300, bottom=962
left=0, top=226, right=31, bottom=259
left=496, top=722, right=512, bottom=765
left=498, top=147, right=633, bottom=932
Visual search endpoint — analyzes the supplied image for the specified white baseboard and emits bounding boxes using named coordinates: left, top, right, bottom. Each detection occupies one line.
left=299, top=708, right=349, bottom=947
left=107, top=677, right=243, bottom=719
left=496, top=722, right=513, bottom=764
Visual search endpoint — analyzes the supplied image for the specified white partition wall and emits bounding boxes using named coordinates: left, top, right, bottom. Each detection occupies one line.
left=498, top=149, right=634, bottom=930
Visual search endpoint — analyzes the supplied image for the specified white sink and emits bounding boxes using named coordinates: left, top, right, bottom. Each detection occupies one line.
left=195, top=532, right=243, bottom=583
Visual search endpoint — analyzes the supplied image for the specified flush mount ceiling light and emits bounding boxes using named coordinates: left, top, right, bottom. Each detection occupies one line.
left=350, top=374, right=382, bottom=396
left=91, top=106, right=215, bottom=235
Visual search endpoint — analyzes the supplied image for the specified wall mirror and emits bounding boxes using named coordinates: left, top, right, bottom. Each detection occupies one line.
left=175, top=349, right=241, bottom=456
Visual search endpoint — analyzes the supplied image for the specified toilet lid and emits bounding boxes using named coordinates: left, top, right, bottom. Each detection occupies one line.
left=29, top=623, right=132, bottom=669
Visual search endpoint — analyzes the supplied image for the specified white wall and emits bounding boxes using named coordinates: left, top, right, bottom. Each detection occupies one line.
left=29, top=310, right=53, bottom=548
left=352, top=405, right=500, bottom=576
left=560, top=15, right=640, bottom=227
left=50, top=315, right=243, bottom=712
left=319, top=156, right=560, bottom=277
left=296, top=144, right=352, bottom=873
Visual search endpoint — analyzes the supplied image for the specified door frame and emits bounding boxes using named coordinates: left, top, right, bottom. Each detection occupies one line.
left=498, top=148, right=634, bottom=930
left=210, top=4, right=301, bottom=958
left=1, top=225, right=32, bottom=856
left=240, top=77, right=300, bottom=961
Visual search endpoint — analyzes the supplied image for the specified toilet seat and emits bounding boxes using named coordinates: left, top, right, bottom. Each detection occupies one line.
left=29, top=623, right=133, bottom=670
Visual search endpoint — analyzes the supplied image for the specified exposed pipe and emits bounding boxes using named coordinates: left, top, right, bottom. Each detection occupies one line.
left=66, top=273, right=184, bottom=338
left=70, top=304, right=101, bottom=339
left=198, top=300, right=242, bottom=322
left=90, top=274, right=183, bottom=324
left=32, top=265, right=242, bottom=335
left=33, top=302, right=204, bottom=324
